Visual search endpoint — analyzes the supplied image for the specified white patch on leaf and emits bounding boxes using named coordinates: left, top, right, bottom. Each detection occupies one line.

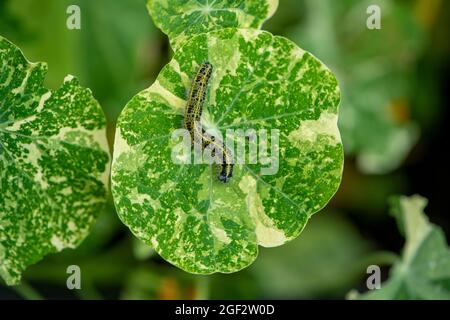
left=148, top=80, right=186, bottom=113
left=50, top=235, right=66, bottom=251
left=211, top=225, right=231, bottom=244
left=239, top=175, right=286, bottom=247
left=64, top=74, right=75, bottom=82
left=36, top=91, right=52, bottom=113
left=288, top=112, right=340, bottom=145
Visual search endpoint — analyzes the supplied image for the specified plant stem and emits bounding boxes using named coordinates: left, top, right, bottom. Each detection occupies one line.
left=13, top=281, right=43, bottom=300
left=359, top=250, right=399, bottom=268
left=195, top=276, right=210, bottom=300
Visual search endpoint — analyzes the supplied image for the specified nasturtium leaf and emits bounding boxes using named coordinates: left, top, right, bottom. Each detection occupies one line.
left=351, top=195, right=450, bottom=300
left=147, top=0, right=279, bottom=49
left=112, top=28, right=343, bottom=274
left=0, top=36, right=110, bottom=285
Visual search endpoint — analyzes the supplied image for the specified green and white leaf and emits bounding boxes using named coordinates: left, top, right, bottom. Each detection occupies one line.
left=112, top=28, right=343, bottom=274
left=147, top=0, right=279, bottom=49
left=0, top=36, right=110, bottom=285
left=350, top=195, right=450, bottom=299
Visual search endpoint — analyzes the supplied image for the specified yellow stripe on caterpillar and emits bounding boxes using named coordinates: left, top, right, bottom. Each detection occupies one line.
left=184, top=62, right=234, bottom=183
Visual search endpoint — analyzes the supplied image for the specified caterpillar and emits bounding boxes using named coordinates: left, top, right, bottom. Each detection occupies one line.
left=184, top=62, right=234, bottom=183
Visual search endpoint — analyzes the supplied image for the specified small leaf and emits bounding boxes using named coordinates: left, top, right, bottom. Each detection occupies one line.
left=132, top=237, right=156, bottom=261
left=352, top=195, right=450, bottom=299
left=0, top=36, right=110, bottom=285
left=147, top=0, right=279, bottom=49
left=112, top=28, right=343, bottom=274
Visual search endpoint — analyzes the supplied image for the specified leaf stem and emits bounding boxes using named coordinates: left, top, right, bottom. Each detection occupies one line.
left=13, top=281, right=43, bottom=300
left=195, top=276, right=210, bottom=300
left=359, top=250, right=399, bottom=268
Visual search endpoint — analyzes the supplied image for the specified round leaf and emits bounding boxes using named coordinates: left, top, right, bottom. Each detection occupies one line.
left=147, top=0, right=279, bottom=49
left=0, top=36, right=110, bottom=285
left=112, top=28, right=343, bottom=274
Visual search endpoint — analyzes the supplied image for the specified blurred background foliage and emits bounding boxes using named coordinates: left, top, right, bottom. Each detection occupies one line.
left=0, top=0, right=449, bottom=299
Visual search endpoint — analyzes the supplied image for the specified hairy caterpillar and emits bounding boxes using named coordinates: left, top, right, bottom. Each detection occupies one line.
left=184, top=62, right=234, bottom=183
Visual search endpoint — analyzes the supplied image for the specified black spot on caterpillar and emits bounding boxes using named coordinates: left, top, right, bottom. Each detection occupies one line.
left=184, top=62, right=234, bottom=183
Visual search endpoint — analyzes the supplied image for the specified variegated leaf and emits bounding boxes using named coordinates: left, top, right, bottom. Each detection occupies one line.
left=350, top=195, right=450, bottom=300
left=0, top=36, right=110, bottom=285
left=111, top=28, right=343, bottom=274
left=147, top=0, right=279, bottom=49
